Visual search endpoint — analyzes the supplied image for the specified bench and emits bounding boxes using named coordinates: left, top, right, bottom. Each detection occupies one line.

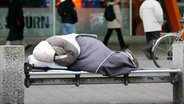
left=24, top=63, right=183, bottom=104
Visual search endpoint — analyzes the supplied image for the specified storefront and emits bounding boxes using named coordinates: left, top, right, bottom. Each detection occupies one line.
left=0, top=0, right=183, bottom=37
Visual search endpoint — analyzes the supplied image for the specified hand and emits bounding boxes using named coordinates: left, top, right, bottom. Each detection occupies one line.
left=54, top=55, right=67, bottom=61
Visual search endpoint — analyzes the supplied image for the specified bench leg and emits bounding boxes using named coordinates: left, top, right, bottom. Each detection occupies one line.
left=173, top=73, right=184, bottom=104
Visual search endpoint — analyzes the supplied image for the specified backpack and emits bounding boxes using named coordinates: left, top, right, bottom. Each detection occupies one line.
left=104, top=5, right=116, bottom=21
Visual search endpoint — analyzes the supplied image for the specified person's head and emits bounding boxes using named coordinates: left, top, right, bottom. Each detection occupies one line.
left=60, top=0, right=66, bottom=3
left=64, top=0, right=75, bottom=7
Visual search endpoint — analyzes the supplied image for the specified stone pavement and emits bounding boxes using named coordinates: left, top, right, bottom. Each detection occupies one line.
left=23, top=36, right=173, bottom=104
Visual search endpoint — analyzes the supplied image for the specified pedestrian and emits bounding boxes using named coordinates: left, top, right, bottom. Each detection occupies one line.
left=32, top=33, right=141, bottom=77
left=139, top=0, right=164, bottom=59
left=6, top=0, right=25, bottom=45
left=103, top=0, right=129, bottom=50
left=57, top=0, right=78, bottom=35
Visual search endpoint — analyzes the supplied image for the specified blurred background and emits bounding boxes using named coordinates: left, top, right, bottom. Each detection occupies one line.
left=0, top=0, right=183, bottom=38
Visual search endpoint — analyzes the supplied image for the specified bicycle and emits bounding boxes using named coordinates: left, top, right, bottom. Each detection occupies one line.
left=151, top=19, right=184, bottom=68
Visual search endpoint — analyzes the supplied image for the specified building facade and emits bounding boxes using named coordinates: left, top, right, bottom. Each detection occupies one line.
left=0, top=0, right=183, bottom=37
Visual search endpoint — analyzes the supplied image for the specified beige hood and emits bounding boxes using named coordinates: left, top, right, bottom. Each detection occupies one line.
left=33, top=41, right=55, bottom=63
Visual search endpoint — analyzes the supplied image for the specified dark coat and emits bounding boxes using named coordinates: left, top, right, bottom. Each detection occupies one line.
left=6, top=0, right=24, bottom=41
left=57, top=0, right=78, bottom=24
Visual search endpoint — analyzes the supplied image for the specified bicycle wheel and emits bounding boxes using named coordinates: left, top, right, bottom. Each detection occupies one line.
left=152, top=33, right=183, bottom=68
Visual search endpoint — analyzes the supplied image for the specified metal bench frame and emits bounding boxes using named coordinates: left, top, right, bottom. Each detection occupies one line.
left=24, top=63, right=183, bottom=104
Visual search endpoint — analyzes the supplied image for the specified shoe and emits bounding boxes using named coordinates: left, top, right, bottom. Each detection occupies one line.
left=143, top=49, right=152, bottom=60
left=124, top=44, right=129, bottom=49
left=151, top=56, right=159, bottom=60
left=150, top=53, right=159, bottom=60
left=125, top=49, right=139, bottom=67
left=25, top=44, right=32, bottom=51
left=5, top=41, right=11, bottom=45
left=121, top=45, right=130, bottom=51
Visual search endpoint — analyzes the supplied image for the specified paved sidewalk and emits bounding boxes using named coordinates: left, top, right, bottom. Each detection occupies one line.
left=24, top=37, right=173, bottom=104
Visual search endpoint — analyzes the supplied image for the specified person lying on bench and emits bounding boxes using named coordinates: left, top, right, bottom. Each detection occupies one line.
left=32, top=33, right=141, bottom=77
